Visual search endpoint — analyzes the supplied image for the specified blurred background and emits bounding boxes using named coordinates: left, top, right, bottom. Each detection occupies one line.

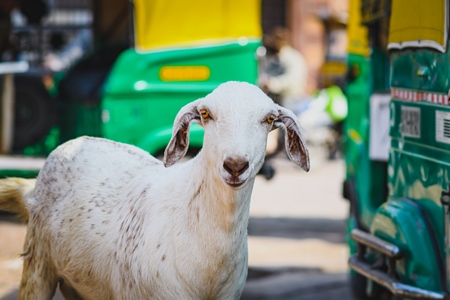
left=0, top=0, right=358, bottom=299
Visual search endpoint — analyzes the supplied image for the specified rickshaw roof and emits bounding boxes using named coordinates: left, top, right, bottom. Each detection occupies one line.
left=133, top=0, right=262, bottom=52
left=347, top=0, right=370, bottom=57
left=388, top=0, right=448, bottom=52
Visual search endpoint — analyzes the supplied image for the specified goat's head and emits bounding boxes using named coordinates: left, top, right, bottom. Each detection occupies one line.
left=164, top=81, right=309, bottom=188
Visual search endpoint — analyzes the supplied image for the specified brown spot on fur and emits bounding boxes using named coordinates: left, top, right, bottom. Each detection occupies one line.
left=156, top=243, right=161, bottom=249
left=189, top=181, right=203, bottom=206
left=162, top=255, right=166, bottom=261
left=141, top=186, right=149, bottom=197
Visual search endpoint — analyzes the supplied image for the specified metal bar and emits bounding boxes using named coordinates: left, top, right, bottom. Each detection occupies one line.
left=351, top=228, right=403, bottom=259
left=0, top=62, right=29, bottom=154
left=0, top=156, right=45, bottom=171
left=1, top=74, right=14, bottom=154
left=349, top=255, right=445, bottom=299
left=0, top=62, right=29, bottom=74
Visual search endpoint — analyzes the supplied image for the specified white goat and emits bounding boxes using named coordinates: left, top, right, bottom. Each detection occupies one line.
left=0, top=81, right=309, bottom=300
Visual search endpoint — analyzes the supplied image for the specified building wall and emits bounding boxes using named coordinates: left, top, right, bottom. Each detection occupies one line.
left=288, top=0, right=348, bottom=92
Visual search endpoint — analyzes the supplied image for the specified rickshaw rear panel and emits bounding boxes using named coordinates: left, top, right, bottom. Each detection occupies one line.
left=345, top=0, right=450, bottom=298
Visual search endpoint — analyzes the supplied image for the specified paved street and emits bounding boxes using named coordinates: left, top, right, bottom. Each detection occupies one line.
left=0, top=157, right=353, bottom=300
left=242, top=157, right=353, bottom=299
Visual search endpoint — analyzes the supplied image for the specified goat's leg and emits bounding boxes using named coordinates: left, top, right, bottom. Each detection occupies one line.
left=18, top=252, right=58, bottom=300
left=59, top=280, right=84, bottom=300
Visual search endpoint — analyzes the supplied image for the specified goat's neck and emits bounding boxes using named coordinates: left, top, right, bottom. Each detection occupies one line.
left=185, top=152, right=254, bottom=235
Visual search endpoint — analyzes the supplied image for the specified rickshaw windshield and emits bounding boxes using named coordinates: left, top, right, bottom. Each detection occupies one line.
left=388, top=0, right=448, bottom=52
left=133, top=0, right=262, bottom=52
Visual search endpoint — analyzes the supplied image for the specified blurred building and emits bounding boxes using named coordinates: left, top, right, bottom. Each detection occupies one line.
left=7, top=0, right=347, bottom=91
left=262, top=0, right=349, bottom=93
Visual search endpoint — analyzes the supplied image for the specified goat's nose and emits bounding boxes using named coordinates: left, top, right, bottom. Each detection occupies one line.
left=223, top=157, right=249, bottom=177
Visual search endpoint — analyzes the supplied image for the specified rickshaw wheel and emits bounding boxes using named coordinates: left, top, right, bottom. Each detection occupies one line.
left=13, top=76, right=57, bottom=151
left=350, top=271, right=368, bottom=299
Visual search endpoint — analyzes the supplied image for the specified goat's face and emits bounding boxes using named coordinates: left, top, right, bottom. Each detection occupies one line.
left=164, top=81, right=310, bottom=188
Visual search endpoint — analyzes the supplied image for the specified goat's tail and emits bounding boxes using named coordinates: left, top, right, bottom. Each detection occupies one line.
left=0, top=178, right=36, bottom=222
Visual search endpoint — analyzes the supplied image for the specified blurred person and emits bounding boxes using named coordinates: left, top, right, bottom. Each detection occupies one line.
left=296, top=85, right=347, bottom=130
left=259, top=27, right=308, bottom=109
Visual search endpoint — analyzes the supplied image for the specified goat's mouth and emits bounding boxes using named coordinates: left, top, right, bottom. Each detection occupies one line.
left=224, top=178, right=246, bottom=188
left=221, top=174, right=249, bottom=188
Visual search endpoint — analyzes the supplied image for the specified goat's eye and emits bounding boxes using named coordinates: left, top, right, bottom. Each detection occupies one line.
left=200, top=110, right=209, bottom=119
left=267, top=115, right=275, bottom=124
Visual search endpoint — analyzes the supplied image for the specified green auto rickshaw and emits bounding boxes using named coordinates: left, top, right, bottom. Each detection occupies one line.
left=344, top=0, right=450, bottom=299
left=0, top=0, right=261, bottom=177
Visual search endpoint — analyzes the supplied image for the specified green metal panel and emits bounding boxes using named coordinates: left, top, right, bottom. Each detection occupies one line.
left=343, top=53, right=372, bottom=229
left=391, top=49, right=450, bottom=93
left=390, top=100, right=450, bottom=153
left=344, top=52, right=389, bottom=230
left=101, top=41, right=260, bottom=155
left=388, top=100, right=449, bottom=237
left=371, top=199, right=443, bottom=292
left=59, top=102, right=103, bottom=143
left=344, top=53, right=371, bottom=182
left=371, top=49, right=390, bottom=93
left=0, top=170, right=39, bottom=179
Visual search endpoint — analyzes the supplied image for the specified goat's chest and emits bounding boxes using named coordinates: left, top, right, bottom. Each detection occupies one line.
left=155, top=237, right=247, bottom=298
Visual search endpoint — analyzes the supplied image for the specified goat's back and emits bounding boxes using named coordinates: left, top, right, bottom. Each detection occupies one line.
left=29, top=136, right=164, bottom=298
left=34, top=136, right=162, bottom=212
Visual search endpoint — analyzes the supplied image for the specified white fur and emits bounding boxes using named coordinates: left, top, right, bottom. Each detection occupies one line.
left=19, top=81, right=309, bottom=300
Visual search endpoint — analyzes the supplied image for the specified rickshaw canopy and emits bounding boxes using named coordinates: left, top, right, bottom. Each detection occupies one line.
left=388, top=0, right=448, bottom=52
left=133, top=0, right=262, bottom=52
left=347, top=0, right=370, bottom=56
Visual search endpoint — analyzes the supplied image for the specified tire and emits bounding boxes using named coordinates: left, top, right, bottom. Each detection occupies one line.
left=13, top=76, right=57, bottom=151
left=257, top=162, right=276, bottom=180
left=350, top=271, right=368, bottom=299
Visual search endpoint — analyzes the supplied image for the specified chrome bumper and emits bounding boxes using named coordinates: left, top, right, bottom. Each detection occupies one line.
left=349, top=229, right=446, bottom=300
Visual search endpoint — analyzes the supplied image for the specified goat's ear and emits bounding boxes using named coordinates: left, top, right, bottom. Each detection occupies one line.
left=274, top=106, right=310, bottom=172
left=164, top=100, right=201, bottom=167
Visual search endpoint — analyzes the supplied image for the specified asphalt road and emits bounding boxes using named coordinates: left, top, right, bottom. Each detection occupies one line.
left=241, top=157, right=354, bottom=300
left=0, top=157, right=354, bottom=300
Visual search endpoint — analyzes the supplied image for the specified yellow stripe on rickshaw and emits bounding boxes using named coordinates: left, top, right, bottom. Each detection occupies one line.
left=159, top=66, right=211, bottom=82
